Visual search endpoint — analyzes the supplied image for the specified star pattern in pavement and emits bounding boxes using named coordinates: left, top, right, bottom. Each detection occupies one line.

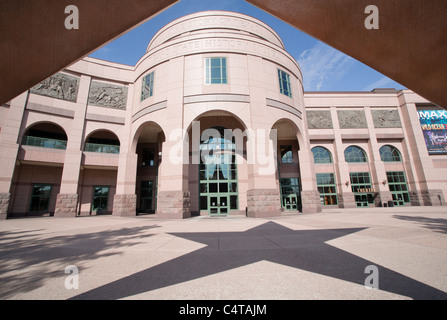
left=72, top=221, right=447, bottom=300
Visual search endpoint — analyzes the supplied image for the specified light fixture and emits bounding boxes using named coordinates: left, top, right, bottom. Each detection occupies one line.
left=382, top=180, right=387, bottom=185
left=345, top=181, right=350, bottom=186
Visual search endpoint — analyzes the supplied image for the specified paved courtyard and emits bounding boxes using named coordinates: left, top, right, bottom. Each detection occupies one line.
left=0, top=206, right=446, bottom=300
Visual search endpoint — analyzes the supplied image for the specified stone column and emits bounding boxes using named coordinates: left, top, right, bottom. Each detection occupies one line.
left=54, top=75, right=90, bottom=217
left=154, top=56, right=190, bottom=219
left=0, top=92, right=28, bottom=219
left=330, top=107, right=356, bottom=208
left=298, top=143, right=322, bottom=214
left=337, top=192, right=356, bottom=208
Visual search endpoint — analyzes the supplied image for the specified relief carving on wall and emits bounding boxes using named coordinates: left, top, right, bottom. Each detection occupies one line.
left=337, top=110, right=368, bottom=128
left=88, top=81, right=128, bottom=110
left=306, top=110, right=333, bottom=129
left=372, top=109, right=402, bottom=128
left=30, top=73, right=79, bottom=102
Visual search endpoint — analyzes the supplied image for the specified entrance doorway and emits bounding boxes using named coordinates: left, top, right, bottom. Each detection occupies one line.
left=199, top=127, right=238, bottom=216
left=140, top=180, right=154, bottom=213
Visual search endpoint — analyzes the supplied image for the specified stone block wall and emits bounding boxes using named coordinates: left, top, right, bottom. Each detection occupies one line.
left=0, top=193, right=10, bottom=219
left=54, top=193, right=78, bottom=217
left=156, top=191, right=191, bottom=219
left=246, top=189, right=281, bottom=218
left=112, top=194, right=137, bottom=216
left=301, top=190, right=322, bottom=213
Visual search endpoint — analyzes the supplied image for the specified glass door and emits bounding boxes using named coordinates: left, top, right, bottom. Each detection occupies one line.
left=209, top=195, right=229, bottom=215
left=92, top=186, right=109, bottom=214
left=199, top=127, right=238, bottom=216
left=140, top=180, right=154, bottom=213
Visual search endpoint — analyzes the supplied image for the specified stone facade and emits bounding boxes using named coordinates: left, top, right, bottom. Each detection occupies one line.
left=112, top=194, right=137, bottom=216
left=54, top=193, right=78, bottom=217
left=0, top=11, right=446, bottom=220
left=300, top=190, right=321, bottom=213
left=0, top=193, right=10, bottom=220
left=156, top=191, right=191, bottom=219
left=337, top=192, right=356, bottom=208
left=421, top=189, right=446, bottom=206
left=246, top=189, right=282, bottom=218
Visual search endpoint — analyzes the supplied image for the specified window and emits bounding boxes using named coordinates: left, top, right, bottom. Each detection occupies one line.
left=93, top=186, right=109, bottom=212
left=278, top=69, right=292, bottom=97
left=380, top=145, right=402, bottom=162
left=386, top=171, right=410, bottom=206
left=280, top=145, right=293, bottom=163
left=344, top=146, right=367, bottom=163
left=29, top=184, right=52, bottom=212
left=205, top=57, right=227, bottom=84
left=316, top=173, right=338, bottom=205
left=141, top=71, right=154, bottom=101
left=312, top=147, right=333, bottom=164
left=349, top=172, right=374, bottom=207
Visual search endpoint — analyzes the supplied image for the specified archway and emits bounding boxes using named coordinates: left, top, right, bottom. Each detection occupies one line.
left=272, top=119, right=303, bottom=212
left=133, top=122, right=165, bottom=214
left=186, top=110, right=248, bottom=216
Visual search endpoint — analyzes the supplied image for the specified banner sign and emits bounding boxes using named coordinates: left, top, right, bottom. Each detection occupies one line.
left=417, top=109, right=447, bottom=155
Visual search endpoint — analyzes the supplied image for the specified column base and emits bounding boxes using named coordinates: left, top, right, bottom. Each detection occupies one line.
left=421, top=189, right=446, bottom=206
left=54, top=193, right=78, bottom=217
left=112, top=194, right=137, bottom=216
left=156, top=191, right=191, bottom=219
left=246, top=189, right=281, bottom=218
left=376, top=191, right=392, bottom=207
left=0, top=193, right=11, bottom=220
left=301, top=190, right=322, bottom=213
left=337, top=192, right=356, bottom=208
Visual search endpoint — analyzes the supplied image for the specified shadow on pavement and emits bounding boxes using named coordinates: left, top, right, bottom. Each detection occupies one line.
left=70, top=221, right=447, bottom=300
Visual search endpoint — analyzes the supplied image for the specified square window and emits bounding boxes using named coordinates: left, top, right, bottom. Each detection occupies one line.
left=205, top=57, right=227, bottom=85
left=278, top=69, right=292, bottom=97
left=141, top=71, right=154, bottom=101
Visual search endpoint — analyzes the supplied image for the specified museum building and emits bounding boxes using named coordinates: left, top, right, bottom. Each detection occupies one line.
left=0, top=11, right=446, bottom=220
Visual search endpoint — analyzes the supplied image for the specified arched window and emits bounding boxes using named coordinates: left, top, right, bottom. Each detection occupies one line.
left=344, top=146, right=367, bottom=163
left=379, top=145, right=402, bottom=162
left=311, top=146, right=332, bottom=164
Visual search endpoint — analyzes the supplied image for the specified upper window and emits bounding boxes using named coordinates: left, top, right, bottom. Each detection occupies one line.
left=141, top=71, right=154, bottom=101
left=278, top=69, right=292, bottom=97
left=312, top=146, right=333, bottom=164
left=205, top=57, right=227, bottom=84
left=380, top=145, right=402, bottom=162
left=344, top=146, right=367, bottom=163
left=280, top=145, right=293, bottom=163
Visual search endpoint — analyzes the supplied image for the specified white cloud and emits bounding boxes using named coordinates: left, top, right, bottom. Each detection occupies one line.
left=361, top=76, right=395, bottom=91
left=298, top=42, right=355, bottom=91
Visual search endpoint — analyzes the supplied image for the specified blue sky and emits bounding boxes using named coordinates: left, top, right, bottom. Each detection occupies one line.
left=89, top=0, right=406, bottom=92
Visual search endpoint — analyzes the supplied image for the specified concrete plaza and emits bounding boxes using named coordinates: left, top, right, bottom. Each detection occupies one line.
left=0, top=206, right=446, bottom=300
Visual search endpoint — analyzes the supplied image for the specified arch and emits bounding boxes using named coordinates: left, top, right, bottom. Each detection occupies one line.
left=379, top=145, right=402, bottom=162
left=84, top=129, right=121, bottom=154
left=22, top=121, right=68, bottom=149
left=271, top=118, right=305, bottom=150
left=344, top=145, right=367, bottom=163
left=131, top=120, right=166, bottom=154
left=311, top=146, right=333, bottom=164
